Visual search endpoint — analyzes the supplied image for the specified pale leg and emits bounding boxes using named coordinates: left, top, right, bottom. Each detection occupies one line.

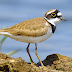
left=35, top=43, right=44, bottom=67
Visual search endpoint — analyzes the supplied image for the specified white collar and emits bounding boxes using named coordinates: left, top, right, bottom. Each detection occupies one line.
left=44, top=17, right=56, bottom=26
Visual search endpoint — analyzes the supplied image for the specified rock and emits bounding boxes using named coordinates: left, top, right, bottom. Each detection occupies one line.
left=0, top=53, right=72, bottom=72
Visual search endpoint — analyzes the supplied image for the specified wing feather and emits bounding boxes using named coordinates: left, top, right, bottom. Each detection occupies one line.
left=2, top=17, right=50, bottom=37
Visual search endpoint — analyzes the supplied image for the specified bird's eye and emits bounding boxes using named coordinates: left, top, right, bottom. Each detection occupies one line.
left=51, top=13, right=56, bottom=17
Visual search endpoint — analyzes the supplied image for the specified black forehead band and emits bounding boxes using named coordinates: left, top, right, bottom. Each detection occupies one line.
left=54, top=9, right=60, bottom=14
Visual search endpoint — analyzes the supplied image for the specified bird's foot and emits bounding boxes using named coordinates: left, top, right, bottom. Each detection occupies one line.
left=31, top=63, right=48, bottom=71
left=39, top=65, right=48, bottom=71
left=31, top=62, right=38, bottom=67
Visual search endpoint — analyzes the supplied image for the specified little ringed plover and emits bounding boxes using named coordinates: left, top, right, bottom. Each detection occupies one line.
left=0, top=9, right=66, bottom=67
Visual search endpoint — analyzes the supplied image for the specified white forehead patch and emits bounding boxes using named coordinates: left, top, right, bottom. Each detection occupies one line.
left=47, top=9, right=56, bottom=15
left=57, top=12, right=62, bottom=16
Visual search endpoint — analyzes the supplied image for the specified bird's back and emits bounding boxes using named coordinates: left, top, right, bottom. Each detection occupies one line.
left=0, top=17, right=50, bottom=37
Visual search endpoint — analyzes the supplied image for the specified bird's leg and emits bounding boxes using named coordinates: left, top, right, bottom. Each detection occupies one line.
left=35, top=43, right=44, bottom=67
left=26, top=43, right=34, bottom=63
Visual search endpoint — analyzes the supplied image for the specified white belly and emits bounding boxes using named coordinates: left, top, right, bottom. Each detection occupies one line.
left=0, top=28, right=53, bottom=43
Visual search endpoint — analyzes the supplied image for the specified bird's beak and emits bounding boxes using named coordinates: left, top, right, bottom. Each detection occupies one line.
left=60, top=17, right=67, bottom=21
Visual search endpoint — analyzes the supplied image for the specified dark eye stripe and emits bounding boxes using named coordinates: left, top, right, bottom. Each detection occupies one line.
left=54, top=9, right=60, bottom=14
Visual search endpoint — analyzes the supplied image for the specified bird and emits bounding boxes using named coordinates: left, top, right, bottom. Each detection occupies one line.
left=0, top=9, right=66, bottom=67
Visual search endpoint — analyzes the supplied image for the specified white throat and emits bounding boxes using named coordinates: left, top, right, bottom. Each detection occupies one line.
left=44, top=17, right=61, bottom=26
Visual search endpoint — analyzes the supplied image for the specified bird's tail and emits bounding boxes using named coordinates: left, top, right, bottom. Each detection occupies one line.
left=0, top=29, right=8, bottom=36
left=0, top=29, right=5, bottom=32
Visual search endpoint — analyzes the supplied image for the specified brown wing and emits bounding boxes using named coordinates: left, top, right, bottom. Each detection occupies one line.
left=2, top=17, right=50, bottom=37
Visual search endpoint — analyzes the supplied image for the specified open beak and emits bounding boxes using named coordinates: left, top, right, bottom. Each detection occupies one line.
left=60, top=17, right=67, bottom=21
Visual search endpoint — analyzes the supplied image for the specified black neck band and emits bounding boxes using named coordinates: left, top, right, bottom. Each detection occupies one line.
left=44, top=17, right=56, bottom=33
left=50, top=23, right=56, bottom=33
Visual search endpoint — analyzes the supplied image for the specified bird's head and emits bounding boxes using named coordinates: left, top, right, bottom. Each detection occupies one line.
left=44, top=9, right=66, bottom=26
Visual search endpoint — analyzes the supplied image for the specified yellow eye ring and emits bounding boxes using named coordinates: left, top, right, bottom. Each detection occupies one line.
left=51, top=13, right=56, bottom=17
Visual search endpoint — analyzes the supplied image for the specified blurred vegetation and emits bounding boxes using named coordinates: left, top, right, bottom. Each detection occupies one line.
left=69, top=62, right=72, bottom=66
left=30, top=59, right=31, bottom=63
left=0, top=36, right=7, bottom=51
left=0, top=26, right=8, bottom=52
left=7, top=49, right=21, bottom=56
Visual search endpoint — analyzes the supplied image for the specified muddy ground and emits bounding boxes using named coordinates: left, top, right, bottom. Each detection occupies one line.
left=0, top=53, right=72, bottom=72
